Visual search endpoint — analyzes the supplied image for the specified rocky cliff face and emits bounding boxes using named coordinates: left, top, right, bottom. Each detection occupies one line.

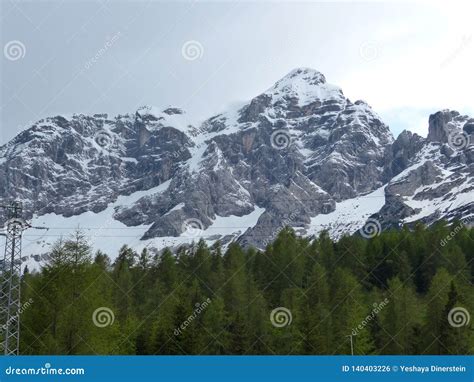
left=0, top=107, right=193, bottom=218
left=374, top=109, right=473, bottom=230
left=0, top=68, right=472, bottom=261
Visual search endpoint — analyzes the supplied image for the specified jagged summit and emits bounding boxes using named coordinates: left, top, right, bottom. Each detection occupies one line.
left=427, top=109, right=474, bottom=143
left=273, top=67, right=327, bottom=87
left=264, top=67, right=344, bottom=108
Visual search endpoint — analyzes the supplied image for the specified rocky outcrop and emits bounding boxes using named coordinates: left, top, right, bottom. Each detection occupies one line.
left=427, top=109, right=473, bottom=144
left=366, top=110, right=473, bottom=230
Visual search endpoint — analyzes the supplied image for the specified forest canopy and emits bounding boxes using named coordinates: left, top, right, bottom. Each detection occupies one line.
left=19, top=221, right=474, bottom=355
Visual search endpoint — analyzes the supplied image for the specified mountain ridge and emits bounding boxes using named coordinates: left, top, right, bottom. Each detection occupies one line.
left=1, top=68, right=472, bottom=266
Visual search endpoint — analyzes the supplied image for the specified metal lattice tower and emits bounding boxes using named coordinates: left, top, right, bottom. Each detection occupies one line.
left=0, top=202, right=25, bottom=355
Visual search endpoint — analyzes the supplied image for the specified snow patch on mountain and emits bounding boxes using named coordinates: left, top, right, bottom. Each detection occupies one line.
left=22, top=192, right=265, bottom=271
left=307, top=185, right=387, bottom=239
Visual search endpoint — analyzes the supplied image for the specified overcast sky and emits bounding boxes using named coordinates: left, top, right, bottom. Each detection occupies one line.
left=1, top=0, right=473, bottom=144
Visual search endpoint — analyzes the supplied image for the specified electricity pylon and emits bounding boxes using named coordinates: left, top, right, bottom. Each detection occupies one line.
left=0, top=201, right=27, bottom=355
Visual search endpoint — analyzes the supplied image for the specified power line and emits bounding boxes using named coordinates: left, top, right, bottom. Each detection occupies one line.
left=20, top=219, right=374, bottom=231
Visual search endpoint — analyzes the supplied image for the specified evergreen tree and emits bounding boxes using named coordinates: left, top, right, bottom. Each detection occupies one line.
left=379, top=277, right=421, bottom=354
left=299, top=263, right=332, bottom=354
left=439, top=282, right=472, bottom=354
left=330, top=268, right=373, bottom=355
left=423, top=268, right=452, bottom=354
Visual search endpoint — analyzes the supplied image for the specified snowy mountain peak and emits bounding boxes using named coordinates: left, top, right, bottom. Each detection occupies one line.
left=265, top=68, right=344, bottom=107
left=274, top=67, right=327, bottom=87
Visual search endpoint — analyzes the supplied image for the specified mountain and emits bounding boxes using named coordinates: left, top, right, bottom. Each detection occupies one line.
left=312, top=109, right=474, bottom=238
left=376, top=110, right=474, bottom=227
left=1, top=68, right=473, bottom=265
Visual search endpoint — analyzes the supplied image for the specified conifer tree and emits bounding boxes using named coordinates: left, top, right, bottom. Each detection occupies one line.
left=300, top=263, right=332, bottom=354
left=439, top=282, right=472, bottom=354
left=423, top=268, right=452, bottom=354
left=330, top=267, right=373, bottom=355
left=379, top=277, right=421, bottom=354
